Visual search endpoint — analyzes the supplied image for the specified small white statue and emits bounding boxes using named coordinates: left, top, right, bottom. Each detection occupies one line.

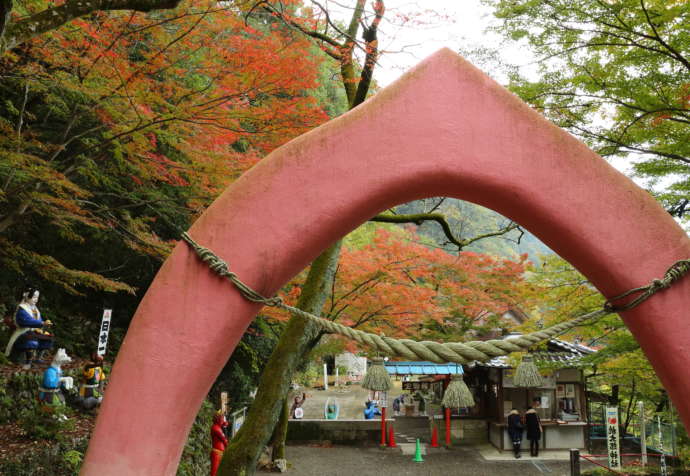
left=38, top=348, right=73, bottom=406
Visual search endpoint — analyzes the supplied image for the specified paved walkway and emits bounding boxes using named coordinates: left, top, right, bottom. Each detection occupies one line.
left=284, top=382, right=596, bottom=475
left=291, top=381, right=406, bottom=420
left=273, top=444, right=590, bottom=476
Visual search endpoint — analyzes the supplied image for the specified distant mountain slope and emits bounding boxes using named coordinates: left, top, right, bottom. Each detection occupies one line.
left=393, top=198, right=553, bottom=263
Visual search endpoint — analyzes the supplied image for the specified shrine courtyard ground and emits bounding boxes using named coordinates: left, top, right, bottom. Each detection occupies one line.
left=274, top=444, right=588, bottom=475
left=277, top=381, right=602, bottom=475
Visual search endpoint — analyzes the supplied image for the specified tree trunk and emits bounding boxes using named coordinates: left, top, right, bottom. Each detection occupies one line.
left=216, top=5, right=378, bottom=472
left=609, top=385, right=619, bottom=405
left=1, top=0, right=182, bottom=54
left=269, top=398, right=289, bottom=461
left=217, top=240, right=342, bottom=476
left=622, top=378, right=636, bottom=435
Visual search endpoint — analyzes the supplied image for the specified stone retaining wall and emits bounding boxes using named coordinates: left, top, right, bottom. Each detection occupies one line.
left=287, top=419, right=394, bottom=444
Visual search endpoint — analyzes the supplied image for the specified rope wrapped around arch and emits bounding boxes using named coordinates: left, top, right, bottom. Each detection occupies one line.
left=181, top=232, right=689, bottom=365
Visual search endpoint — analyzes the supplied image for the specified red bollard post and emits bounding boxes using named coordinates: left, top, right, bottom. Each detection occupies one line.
left=431, top=425, right=439, bottom=448
left=445, top=407, right=451, bottom=447
left=380, top=406, right=387, bottom=446
left=388, top=426, right=397, bottom=448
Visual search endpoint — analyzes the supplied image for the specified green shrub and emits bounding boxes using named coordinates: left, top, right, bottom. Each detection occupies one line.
left=18, top=402, right=75, bottom=442
left=0, top=372, right=43, bottom=424
left=62, top=450, right=83, bottom=471
left=177, top=398, right=214, bottom=476
left=295, top=363, right=319, bottom=387
left=0, top=439, right=87, bottom=476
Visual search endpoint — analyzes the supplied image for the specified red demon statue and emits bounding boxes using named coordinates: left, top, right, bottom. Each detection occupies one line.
left=210, top=410, right=229, bottom=476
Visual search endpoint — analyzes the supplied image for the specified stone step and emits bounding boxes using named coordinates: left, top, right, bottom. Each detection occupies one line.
left=397, top=442, right=427, bottom=456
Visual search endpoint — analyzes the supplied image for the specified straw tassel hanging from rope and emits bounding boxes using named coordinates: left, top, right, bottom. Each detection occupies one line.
left=362, top=357, right=391, bottom=446
left=361, top=357, right=391, bottom=392
left=441, top=374, right=474, bottom=408
left=440, top=374, right=474, bottom=447
left=512, top=354, right=544, bottom=388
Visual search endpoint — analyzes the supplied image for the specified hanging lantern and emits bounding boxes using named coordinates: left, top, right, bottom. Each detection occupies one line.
left=513, top=354, right=544, bottom=388
left=441, top=374, right=475, bottom=408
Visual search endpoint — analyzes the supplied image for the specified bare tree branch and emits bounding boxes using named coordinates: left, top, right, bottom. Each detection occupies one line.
left=352, top=0, right=383, bottom=106
left=370, top=212, right=520, bottom=251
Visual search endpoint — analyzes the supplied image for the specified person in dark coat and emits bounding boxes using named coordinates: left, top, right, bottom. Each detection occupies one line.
left=525, top=405, right=543, bottom=457
left=507, top=408, right=524, bottom=458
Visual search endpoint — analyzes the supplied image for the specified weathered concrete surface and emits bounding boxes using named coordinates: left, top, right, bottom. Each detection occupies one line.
left=270, top=444, right=590, bottom=476
left=82, top=48, right=690, bottom=475
left=287, top=419, right=395, bottom=444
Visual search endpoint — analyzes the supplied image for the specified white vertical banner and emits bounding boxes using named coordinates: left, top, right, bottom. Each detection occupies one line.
left=97, top=309, right=112, bottom=356
left=323, top=363, right=328, bottom=391
left=638, top=401, right=647, bottom=467
left=605, top=406, right=621, bottom=469
left=658, top=416, right=668, bottom=476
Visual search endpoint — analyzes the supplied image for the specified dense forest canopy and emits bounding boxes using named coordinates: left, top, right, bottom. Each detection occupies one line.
left=480, top=0, right=690, bottom=222
left=0, top=1, right=342, bottom=342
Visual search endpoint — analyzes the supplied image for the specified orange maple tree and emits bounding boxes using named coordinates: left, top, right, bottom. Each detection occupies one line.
left=0, top=1, right=331, bottom=295
left=267, top=227, right=532, bottom=348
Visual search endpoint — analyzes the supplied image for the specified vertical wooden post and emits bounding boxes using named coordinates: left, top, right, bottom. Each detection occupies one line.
left=569, top=448, right=580, bottom=476
left=220, top=392, right=228, bottom=415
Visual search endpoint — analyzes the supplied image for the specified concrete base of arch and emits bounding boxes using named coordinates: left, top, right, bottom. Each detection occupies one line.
left=81, top=49, right=690, bottom=475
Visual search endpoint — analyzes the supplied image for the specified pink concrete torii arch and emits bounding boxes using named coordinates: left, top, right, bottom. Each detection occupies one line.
left=81, top=49, right=690, bottom=475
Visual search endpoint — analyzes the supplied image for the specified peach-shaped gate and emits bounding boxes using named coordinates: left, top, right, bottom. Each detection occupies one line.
left=81, top=49, right=690, bottom=475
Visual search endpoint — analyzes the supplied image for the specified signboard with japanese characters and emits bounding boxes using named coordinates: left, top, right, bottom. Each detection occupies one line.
left=605, top=406, right=622, bottom=469
left=97, top=309, right=112, bottom=357
left=402, top=381, right=431, bottom=391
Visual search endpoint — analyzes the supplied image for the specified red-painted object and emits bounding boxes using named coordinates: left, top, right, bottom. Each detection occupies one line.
left=430, top=425, right=439, bottom=448
left=380, top=406, right=387, bottom=446
left=210, top=412, right=228, bottom=476
left=444, top=407, right=451, bottom=447
left=82, top=49, right=690, bottom=475
left=388, top=425, right=397, bottom=448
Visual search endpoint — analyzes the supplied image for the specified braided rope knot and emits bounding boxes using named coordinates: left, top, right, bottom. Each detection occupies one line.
left=264, top=296, right=284, bottom=307
left=209, top=259, right=231, bottom=277
left=605, top=258, right=690, bottom=312
left=665, top=259, right=690, bottom=284
left=651, top=278, right=667, bottom=290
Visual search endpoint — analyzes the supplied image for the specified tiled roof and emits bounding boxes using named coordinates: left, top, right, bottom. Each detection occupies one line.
left=477, top=338, right=596, bottom=369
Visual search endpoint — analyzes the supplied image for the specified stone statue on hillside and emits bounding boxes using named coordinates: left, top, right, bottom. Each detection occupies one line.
left=210, top=410, right=228, bottom=476
left=4, top=287, right=54, bottom=368
left=77, top=353, right=107, bottom=410
left=38, top=348, right=74, bottom=407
